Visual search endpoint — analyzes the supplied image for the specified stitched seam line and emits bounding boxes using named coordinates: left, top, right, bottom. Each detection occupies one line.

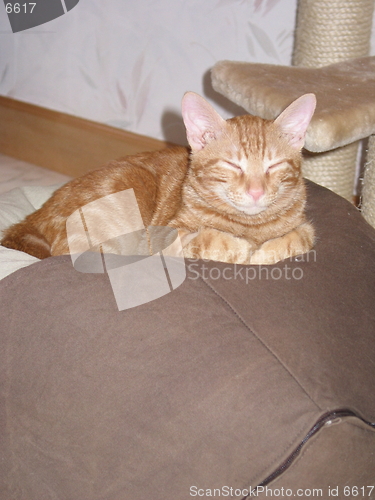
left=199, top=276, right=329, bottom=486
left=200, top=276, right=321, bottom=410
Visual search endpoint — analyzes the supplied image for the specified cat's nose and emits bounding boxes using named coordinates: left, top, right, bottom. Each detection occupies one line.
left=248, top=188, right=264, bottom=202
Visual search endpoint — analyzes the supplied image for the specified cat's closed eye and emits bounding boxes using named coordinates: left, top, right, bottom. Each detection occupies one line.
left=224, top=161, right=243, bottom=173
left=265, top=161, right=287, bottom=174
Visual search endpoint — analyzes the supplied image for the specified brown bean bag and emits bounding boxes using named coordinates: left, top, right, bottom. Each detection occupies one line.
left=0, top=180, right=374, bottom=500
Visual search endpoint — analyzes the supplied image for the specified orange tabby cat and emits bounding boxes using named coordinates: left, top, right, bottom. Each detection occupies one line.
left=1, top=91, right=316, bottom=265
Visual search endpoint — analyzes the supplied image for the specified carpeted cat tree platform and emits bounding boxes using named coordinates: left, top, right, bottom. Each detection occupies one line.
left=211, top=0, right=375, bottom=226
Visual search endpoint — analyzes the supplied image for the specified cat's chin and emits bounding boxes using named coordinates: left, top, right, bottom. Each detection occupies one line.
left=227, top=201, right=267, bottom=216
left=240, top=205, right=267, bottom=216
left=220, top=195, right=268, bottom=216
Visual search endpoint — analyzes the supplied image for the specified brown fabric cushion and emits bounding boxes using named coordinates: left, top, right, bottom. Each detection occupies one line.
left=1, top=180, right=375, bottom=500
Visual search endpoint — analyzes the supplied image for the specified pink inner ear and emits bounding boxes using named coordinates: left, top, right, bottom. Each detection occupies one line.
left=181, top=92, right=226, bottom=151
left=274, top=94, right=316, bottom=150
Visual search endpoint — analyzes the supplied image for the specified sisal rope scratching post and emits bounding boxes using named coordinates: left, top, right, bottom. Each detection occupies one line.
left=293, top=0, right=374, bottom=201
left=361, top=137, right=375, bottom=226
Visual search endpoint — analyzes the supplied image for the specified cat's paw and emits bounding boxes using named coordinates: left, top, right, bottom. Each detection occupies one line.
left=182, top=227, right=255, bottom=264
left=249, top=222, right=315, bottom=265
left=249, top=246, right=282, bottom=265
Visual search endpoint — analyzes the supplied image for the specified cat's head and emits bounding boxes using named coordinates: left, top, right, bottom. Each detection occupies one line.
left=181, top=92, right=316, bottom=217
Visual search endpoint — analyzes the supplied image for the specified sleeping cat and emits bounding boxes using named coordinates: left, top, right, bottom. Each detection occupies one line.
left=1, top=91, right=316, bottom=265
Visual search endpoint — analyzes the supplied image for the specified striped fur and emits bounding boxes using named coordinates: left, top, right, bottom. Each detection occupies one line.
left=1, top=92, right=316, bottom=265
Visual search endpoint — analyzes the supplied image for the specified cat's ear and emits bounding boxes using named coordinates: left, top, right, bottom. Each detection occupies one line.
left=181, top=92, right=226, bottom=151
left=274, top=94, right=316, bottom=150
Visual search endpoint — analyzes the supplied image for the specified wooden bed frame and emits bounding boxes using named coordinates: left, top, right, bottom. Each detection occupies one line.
left=0, top=96, right=169, bottom=178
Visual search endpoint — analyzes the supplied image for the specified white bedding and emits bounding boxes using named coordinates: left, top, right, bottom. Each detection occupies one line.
left=0, top=154, right=71, bottom=280
left=0, top=153, right=70, bottom=194
left=0, top=185, right=66, bottom=280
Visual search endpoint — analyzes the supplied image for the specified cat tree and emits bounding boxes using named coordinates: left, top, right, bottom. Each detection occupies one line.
left=362, top=136, right=375, bottom=226
left=211, top=0, right=375, bottom=223
left=293, top=0, right=374, bottom=201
